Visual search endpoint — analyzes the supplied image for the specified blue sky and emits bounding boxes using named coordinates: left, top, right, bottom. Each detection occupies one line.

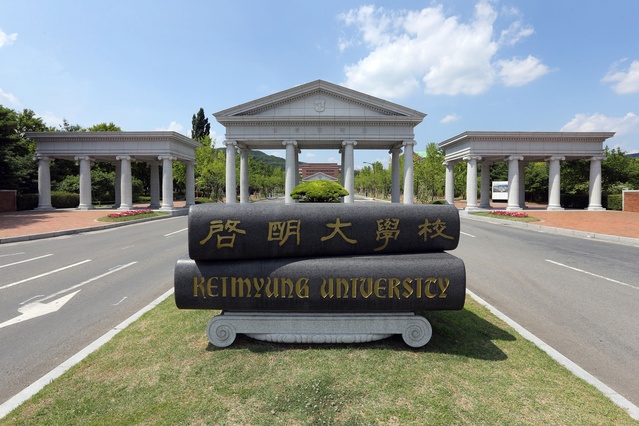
left=1, top=0, right=638, bottom=168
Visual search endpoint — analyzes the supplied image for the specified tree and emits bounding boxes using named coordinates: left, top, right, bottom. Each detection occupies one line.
left=191, top=108, right=210, bottom=141
left=88, top=122, right=121, bottom=132
left=291, top=180, right=348, bottom=202
left=414, top=143, right=445, bottom=201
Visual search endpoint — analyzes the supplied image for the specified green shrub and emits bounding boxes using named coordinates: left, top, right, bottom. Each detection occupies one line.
left=17, top=193, right=39, bottom=210
left=606, top=194, right=622, bottom=211
left=428, top=199, right=446, bottom=205
left=52, top=192, right=80, bottom=208
left=291, top=181, right=348, bottom=202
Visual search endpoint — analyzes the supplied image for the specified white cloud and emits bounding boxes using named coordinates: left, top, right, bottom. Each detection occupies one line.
left=602, top=59, right=639, bottom=94
left=305, top=152, right=317, bottom=159
left=440, top=114, right=460, bottom=124
left=497, top=55, right=550, bottom=86
left=0, top=88, right=20, bottom=106
left=338, top=1, right=548, bottom=98
left=561, top=112, right=639, bottom=136
left=37, top=111, right=64, bottom=128
left=0, top=28, right=18, bottom=48
left=157, top=121, right=184, bottom=133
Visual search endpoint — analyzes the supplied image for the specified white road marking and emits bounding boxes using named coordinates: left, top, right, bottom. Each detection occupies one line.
left=0, top=254, right=53, bottom=269
left=461, top=231, right=476, bottom=238
left=0, top=252, right=25, bottom=258
left=113, top=297, right=128, bottom=306
left=0, top=291, right=81, bottom=330
left=19, top=295, right=45, bottom=305
left=164, top=228, right=187, bottom=237
left=37, top=262, right=138, bottom=303
left=0, top=260, right=92, bottom=291
left=545, top=259, right=638, bottom=291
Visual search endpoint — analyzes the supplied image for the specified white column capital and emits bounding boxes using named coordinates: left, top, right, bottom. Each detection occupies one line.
left=463, top=155, right=482, bottom=162
left=224, top=140, right=237, bottom=147
left=342, top=140, right=357, bottom=147
left=402, top=140, right=416, bottom=147
left=34, top=155, right=52, bottom=162
left=158, top=155, right=177, bottom=161
left=588, top=156, right=606, bottom=162
left=74, top=156, right=93, bottom=163
left=506, top=155, right=524, bottom=162
left=282, top=140, right=298, bottom=147
left=116, top=155, right=135, bottom=161
left=546, top=156, right=565, bottom=162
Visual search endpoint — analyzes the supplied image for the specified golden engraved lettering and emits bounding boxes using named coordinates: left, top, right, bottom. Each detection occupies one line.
left=232, top=277, right=251, bottom=297
left=424, top=277, right=437, bottom=298
left=360, top=277, right=373, bottom=298
left=402, top=278, right=414, bottom=298
left=320, top=218, right=358, bottom=244
left=321, top=278, right=334, bottom=298
left=295, top=278, right=310, bottom=298
left=206, top=277, right=219, bottom=297
left=199, top=219, right=246, bottom=249
left=418, top=218, right=454, bottom=241
left=438, top=277, right=450, bottom=298
left=337, top=278, right=349, bottom=298
left=374, top=278, right=387, bottom=298
left=374, top=218, right=400, bottom=251
left=388, top=278, right=400, bottom=299
left=265, top=278, right=278, bottom=298
left=267, top=220, right=301, bottom=246
left=253, top=278, right=264, bottom=298
left=281, top=278, right=294, bottom=298
left=193, top=277, right=206, bottom=297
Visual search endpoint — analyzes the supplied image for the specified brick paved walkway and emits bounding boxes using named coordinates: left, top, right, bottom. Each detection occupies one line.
left=1, top=202, right=639, bottom=240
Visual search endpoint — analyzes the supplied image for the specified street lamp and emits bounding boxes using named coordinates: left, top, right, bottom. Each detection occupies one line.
left=363, top=161, right=376, bottom=199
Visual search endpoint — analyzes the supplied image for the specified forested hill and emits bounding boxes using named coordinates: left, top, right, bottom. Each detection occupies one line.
left=214, top=148, right=297, bottom=169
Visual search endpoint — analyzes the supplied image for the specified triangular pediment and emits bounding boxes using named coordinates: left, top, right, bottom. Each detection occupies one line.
left=214, top=80, right=426, bottom=121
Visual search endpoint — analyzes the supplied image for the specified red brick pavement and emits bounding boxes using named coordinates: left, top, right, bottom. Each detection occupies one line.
left=1, top=202, right=639, bottom=241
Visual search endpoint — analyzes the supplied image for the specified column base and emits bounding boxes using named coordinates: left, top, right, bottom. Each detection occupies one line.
left=587, top=206, right=606, bottom=211
left=206, top=312, right=432, bottom=348
left=34, top=206, right=55, bottom=211
left=76, top=205, right=95, bottom=210
left=149, top=203, right=161, bottom=210
left=118, top=205, right=133, bottom=211
left=506, top=205, right=523, bottom=211
left=546, top=205, right=564, bottom=211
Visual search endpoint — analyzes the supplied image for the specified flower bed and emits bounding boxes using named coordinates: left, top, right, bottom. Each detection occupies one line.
left=107, top=209, right=153, bottom=218
left=489, top=210, right=528, bottom=218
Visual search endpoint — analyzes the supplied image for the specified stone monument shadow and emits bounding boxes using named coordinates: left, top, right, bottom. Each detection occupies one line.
left=205, top=307, right=513, bottom=361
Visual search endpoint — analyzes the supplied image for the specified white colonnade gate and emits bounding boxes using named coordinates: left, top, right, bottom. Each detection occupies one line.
left=213, top=80, right=426, bottom=204
left=24, top=131, right=199, bottom=212
left=438, top=131, right=616, bottom=211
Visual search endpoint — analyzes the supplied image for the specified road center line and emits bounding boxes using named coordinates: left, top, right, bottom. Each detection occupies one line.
left=0, top=260, right=92, bottom=291
left=461, top=231, right=476, bottom=238
left=0, top=252, right=25, bottom=258
left=164, top=228, right=188, bottom=237
left=0, top=254, right=53, bottom=269
left=545, top=259, right=638, bottom=291
left=37, top=262, right=138, bottom=303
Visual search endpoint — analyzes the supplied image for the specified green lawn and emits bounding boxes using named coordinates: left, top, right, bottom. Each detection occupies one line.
left=1, top=296, right=635, bottom=425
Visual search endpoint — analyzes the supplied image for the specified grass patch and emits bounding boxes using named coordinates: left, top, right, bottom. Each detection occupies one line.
left=472, top=211, right=540, bottom=223
left=1, top=297, right=634, bottom=425
left=97, top=211, right=168, bottom=223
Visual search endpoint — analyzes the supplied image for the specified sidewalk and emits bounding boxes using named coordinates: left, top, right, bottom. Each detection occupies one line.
left=0, top=202, right=187, bottom=243
left=2, top=202, right=639, bottom=245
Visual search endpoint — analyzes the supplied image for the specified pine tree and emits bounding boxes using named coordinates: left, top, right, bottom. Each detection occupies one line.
left=191, top=108, right=210, bottom=141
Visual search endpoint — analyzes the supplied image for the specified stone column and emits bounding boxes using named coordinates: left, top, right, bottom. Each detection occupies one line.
left=506, top=156, right=523, bottom=211
left=340, top=149, right=346, bottom=188
left=518, top=160, right=526, bottom=208
left=116, top=155, right=133, bottom=210
left=159, top=155, right=176, bottom=210
left=113, top=161, right=121, bottom=208
left=34, top=156, right=54, bottom=211
left=444, top=161, right=455, bottom=205
left=149, top=161, right=160, bottom=209
left=239, top=148, right=249, bottom=203
left=283, top=140, right=298, bottom=204
left=185, top=161, right=195, bottom=206
left=390, top=147, right=401, bottom=203
left=588, top=156, right=606, bottom=211
left=342, top=140, right=357, bottom=203
left=480, top=161, right=492, bottom=209
left=75, top=156, right=94, bottom=210
left=224, top=140, right=237, bottom=204
left=546, top=156, right=565, bottom=210
left=294, top=148, right=300, bottom=186
left=402, top=140, right=415, bottom=205
left=463, top=155, right=481, bottom=210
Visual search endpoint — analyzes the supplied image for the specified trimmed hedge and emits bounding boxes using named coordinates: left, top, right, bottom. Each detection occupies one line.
left=606, top=194, right=622, bottom=211
left=17, top=193, right=80, bottom=210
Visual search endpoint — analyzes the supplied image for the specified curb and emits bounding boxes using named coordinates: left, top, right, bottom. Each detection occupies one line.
left=461, top=211, right=639, bottom=247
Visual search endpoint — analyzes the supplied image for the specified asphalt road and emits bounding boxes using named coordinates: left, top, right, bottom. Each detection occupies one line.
left=0, top=215, right=189, bottom=405
left=456, top=215, right=639, bottom=407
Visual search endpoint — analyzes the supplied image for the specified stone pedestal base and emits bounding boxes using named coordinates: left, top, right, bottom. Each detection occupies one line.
left=206, top=312, right=432, bottom=348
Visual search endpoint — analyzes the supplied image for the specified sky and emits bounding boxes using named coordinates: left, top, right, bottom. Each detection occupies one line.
left=1, top=0, right=639, bottom=169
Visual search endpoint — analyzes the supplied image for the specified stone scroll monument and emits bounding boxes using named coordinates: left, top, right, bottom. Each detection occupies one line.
left=174, top=203, right=466, bottom=348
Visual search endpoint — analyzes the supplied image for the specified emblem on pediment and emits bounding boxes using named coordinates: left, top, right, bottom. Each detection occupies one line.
left=314, top=100, right=326, bottom=113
